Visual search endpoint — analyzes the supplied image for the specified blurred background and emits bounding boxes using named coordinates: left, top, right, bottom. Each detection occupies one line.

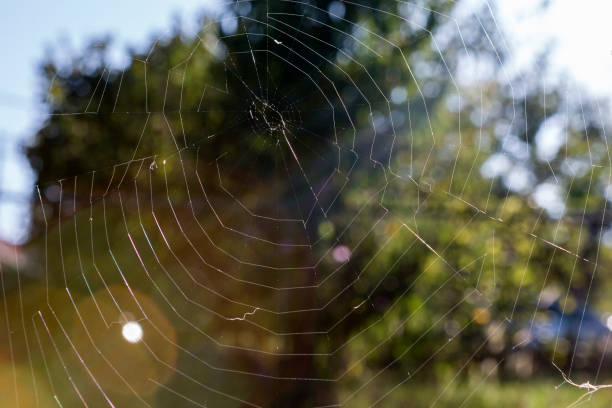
left=1, top=0, right=612, bottom=406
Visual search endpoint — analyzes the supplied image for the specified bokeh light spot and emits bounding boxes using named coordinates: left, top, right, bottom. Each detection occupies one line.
left=332, top=245, right=351, bottom=263
left=122, top=321, right=143, bottom=343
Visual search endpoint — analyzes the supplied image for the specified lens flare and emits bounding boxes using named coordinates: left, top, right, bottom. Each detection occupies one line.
left=121, top=321, right=143, bottom=343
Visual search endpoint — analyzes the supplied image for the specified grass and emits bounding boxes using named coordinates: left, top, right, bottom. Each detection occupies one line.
left=343, top=379, right=612, bottom=407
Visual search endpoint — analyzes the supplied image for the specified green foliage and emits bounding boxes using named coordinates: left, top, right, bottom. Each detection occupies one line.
left=8, top=0, right=612, bottom=406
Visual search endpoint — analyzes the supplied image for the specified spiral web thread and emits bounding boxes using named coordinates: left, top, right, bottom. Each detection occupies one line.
left=2, top=1, right=612, bottom=407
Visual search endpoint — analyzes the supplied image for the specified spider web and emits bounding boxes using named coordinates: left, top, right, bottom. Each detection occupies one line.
left=2, top=1, right=612, bottom=407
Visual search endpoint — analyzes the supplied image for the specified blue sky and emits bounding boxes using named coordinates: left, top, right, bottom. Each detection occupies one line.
left=0, top=0, right=610, bottom=243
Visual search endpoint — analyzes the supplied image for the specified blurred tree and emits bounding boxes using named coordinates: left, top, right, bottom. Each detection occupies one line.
left=14, top=0, right=612, bottom=406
